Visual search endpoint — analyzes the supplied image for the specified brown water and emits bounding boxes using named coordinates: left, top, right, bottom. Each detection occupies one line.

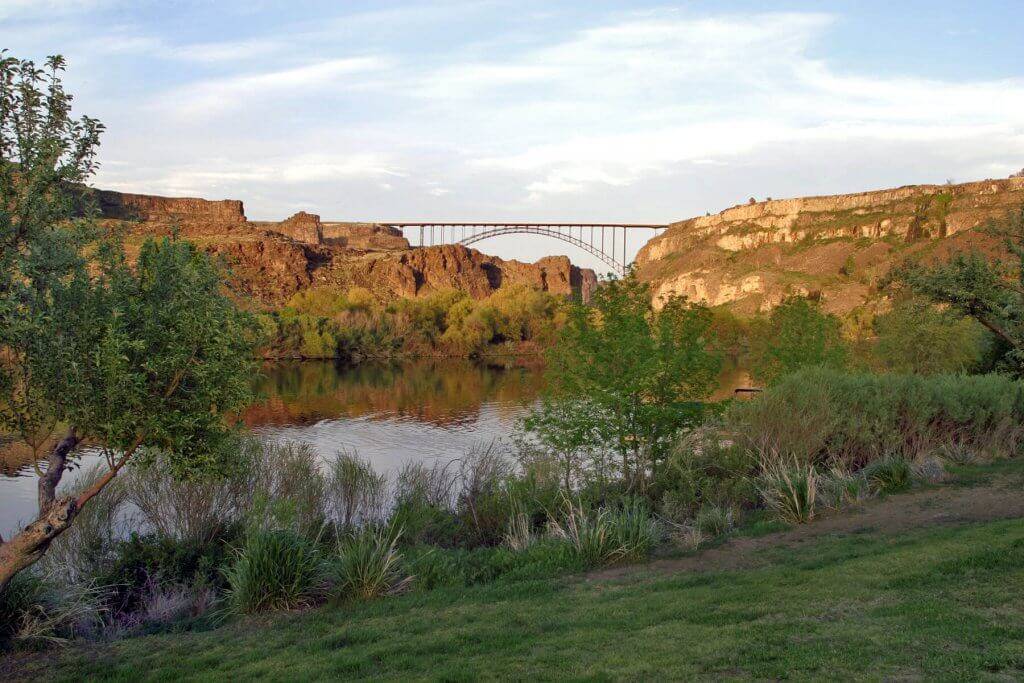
left=0, top=359, right=545, bottom=535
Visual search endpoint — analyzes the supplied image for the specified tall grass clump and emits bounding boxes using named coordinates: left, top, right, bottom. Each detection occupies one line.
left=326, top=450, right=387, bottom=530
left=758, top=455, right=817, bottom=524
left=390, top=460, right=458, bottom=546
left=550, top=499, right=661, bottom=568
left=224, top=529, right=326, bottom=614
left=730, top=368, right=1024, bottom=468
left=0, top=572, right=104, bottom=649
left=862, top=455, right=913, bottom=494
left=334, top=527, right=409, bottom=600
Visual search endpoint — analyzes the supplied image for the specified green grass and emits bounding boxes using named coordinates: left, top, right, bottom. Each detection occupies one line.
left=22, top=513, right=1024, bottom=680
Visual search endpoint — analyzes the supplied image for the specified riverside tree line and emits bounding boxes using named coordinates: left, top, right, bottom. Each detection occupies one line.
left=3, top=52, right=1024, bottom=648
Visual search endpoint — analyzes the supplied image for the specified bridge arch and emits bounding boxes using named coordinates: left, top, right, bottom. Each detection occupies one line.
left=381, top=222, right=666, bottom=277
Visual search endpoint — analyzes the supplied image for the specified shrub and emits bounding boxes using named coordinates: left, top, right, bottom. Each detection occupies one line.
left=455, top=443, right=516, bottom=547
left=403, top=539, right=578, bottom=590
left=730, top=368, right=1024, bottom=469
left=695, top=505, right=735, bottom=537
left=656, top=429, right=758, bottom=519
left=862, top=455, right=913, bottom=494
left=749, top=296, right=848, bottom=384
left=758, top=456, right=817, bottom=524
left=95, top=532, right=236, bottom=616
left=549, top=498, right=660, bottom=568
left=818, top=465, right=870, bottom=511
left=871, top=299, right=986, bottom=375
left=224, top=529, right=326, bottom=614
left=390, top=460, right=459, bottom=546
left=334, top=528, right=409, bottom=600
left=326, top=450, right=387, bottom=530
left=0, top=571, right=104, bottom=649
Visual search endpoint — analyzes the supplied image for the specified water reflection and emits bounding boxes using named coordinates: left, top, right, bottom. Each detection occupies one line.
left=1, top=359, right=545, bottom=533
left=1, top=357, right=752, bottom=533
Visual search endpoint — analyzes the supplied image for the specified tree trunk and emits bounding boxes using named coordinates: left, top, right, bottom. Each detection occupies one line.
left=0, top=496, right=78, bottom=593
left=0, top=428, right=80, bottom=594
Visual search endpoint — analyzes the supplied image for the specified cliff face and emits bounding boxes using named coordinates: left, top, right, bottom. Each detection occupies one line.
left=95, top=190, right=595, bottom=307
left=635, top=177, right=1024, bottom=314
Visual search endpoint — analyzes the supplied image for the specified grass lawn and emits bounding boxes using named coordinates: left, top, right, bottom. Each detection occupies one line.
left=13, top=507, right=1022, bottom=680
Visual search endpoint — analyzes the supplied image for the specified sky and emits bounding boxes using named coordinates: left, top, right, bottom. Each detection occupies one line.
left=3, top=0, right=1024, bottom=268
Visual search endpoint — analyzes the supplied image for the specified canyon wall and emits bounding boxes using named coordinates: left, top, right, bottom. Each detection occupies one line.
left=635, top=177, right=1024, bottom=314
left=95, top=190, right=595, bottom=306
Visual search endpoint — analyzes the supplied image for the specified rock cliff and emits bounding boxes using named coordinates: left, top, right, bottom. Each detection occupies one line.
left=93, top=190, right=595, bottom=306
left=635, top=177, right=1024, bottom=314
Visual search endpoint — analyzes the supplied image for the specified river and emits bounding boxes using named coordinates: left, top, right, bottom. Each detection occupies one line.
left=0, top=358, right=750, bottom=535
left=0, top=359, right=545, bottom=536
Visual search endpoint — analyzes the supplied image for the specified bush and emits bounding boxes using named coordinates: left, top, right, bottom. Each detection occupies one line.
left=390, top=461, right=459, bottom=547
left=0, top=571, right=104, bottom=649
left=730, top=368, right=1024, bottom=469
left=695, top=504, right=735, bottom=537
left=95, top=532, right=236, bottom=617
left=871, top=299, right=986, bottom=375
left=656, top=429, right=758, bottom=519
left=224, top=529, right=326, bottom=614
left=862, top=455, right=913, bottom=494
left=550, top=499, right=661, bottom=568
left=326, top=450, right=387, bottom=530
left=749, top=296, right=848, bottom=384
left=818, top=465, right=870, bottom=511
left=758, top=456, right=817, bottom=524
left=334, top=528, right=408, bottom=600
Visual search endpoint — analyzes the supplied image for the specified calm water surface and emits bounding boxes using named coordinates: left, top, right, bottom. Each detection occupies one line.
left=0, top=359, right=545, bottom=535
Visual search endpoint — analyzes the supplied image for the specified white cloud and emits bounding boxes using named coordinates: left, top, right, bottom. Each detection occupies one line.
left=155, top=57, right=390, bottom=119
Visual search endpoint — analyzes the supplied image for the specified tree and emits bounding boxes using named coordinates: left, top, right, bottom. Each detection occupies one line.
left=884, top=205, right=1024, bottom=376
left=750, top=296, right=848, bottom=384
left=871, top=298, right=986, bottom=375
left=0, top=53, right=256, bottom=590
left=525, top=271, right=721, bottom=493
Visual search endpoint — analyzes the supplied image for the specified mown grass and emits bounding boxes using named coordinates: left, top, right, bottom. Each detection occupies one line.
left=20, top=509, right=1024, bottom=680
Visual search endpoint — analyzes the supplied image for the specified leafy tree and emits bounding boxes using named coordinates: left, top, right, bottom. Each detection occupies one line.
left=525, top=271, right=721, bottom=493
left=871, top=298, right=986, bottom=375
left=750, top=296, right=848, bottom=384
left=884, top=205, right=1024, bottom=376
left=0, top=53, right=256, bottom=590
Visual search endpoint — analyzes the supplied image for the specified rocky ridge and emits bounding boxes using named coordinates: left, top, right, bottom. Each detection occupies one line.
left=636, top=177, right=1024, bottom=314
left=92, top=189, right=597, bottom=306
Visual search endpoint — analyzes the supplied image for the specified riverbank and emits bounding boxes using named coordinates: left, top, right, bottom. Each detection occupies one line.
left=8, top=458, right=1023, bottom=681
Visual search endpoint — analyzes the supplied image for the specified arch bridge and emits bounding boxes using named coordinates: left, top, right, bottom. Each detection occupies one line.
left=381, top=222, right=667, bottom=276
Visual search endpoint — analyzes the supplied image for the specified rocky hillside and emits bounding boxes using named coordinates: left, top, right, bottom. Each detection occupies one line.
left=90, top=190, right=597, bottom=306
left=635, top=177, right=1024, bottom=315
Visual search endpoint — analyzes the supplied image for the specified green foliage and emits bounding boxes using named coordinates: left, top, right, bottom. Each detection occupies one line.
left=862, top=455, right=913, bottom=494
left=871, top=299, right=986, bottom=374
left=403, top=539, right=580, bottom=590
left=224, top=529, right=326, bottom=614
left=730, top=368, right=1024, bottom=468
left=333, top=527, right=407, bottom=600
left=94, top=533, right=236, bottom=617
left=885, top=205, right=1024, bottom=375
left=550, top=498, right=662, bottom=568
left=695, top=504, right=735, bottom=537
left=528, top=270, right=722, bottom=492
left=263, top=284, right=566, bottom=360
left=655, top=431, right=758, bottom=519
left=749, top=296, right=848, bottom=383
left=757, top=457, right=817, bottom=524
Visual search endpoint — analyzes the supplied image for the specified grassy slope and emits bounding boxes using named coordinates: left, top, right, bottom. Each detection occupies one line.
left=16, top=470, right=1024, bottom=681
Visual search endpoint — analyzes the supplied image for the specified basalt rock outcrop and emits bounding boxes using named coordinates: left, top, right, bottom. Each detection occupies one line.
left=92, top=189, right=595, bottom=306
left=636, top=177, right=1024, bottom=314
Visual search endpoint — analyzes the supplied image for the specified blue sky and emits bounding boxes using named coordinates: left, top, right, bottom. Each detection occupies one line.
left=3, top=1, right=1023, bottom=268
